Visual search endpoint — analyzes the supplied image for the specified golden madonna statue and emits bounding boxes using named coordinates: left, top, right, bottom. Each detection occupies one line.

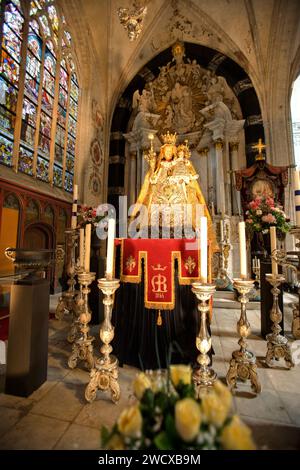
left=131, top=131, right=218, bottom=250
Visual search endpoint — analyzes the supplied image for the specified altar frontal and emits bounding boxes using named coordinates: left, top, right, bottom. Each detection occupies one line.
left=118, top=238, right=212, bottom=310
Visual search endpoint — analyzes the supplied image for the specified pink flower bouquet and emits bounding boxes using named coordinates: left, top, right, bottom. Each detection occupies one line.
left=245, top=197, right=290, bottom=235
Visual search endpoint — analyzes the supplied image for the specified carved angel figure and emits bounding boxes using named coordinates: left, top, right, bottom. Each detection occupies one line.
left=118, top=3, right=147, bottom=41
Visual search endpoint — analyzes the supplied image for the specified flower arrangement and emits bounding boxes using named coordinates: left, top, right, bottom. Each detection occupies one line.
left=245, top=196, right=290, bottom=235
left=77, top=205, right=103, bottom=229
left=101, top=365, right=256, bottom=450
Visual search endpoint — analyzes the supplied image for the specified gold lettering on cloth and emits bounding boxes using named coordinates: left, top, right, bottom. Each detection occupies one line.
left=151, top=274, right=168, bottom=293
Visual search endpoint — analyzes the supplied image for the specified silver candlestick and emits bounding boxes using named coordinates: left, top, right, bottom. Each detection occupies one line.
left=85, top=277, right=120, bottom=403
left=289, top=227, right=300, bottom=339
left=68, top=271, right=96, bottom=370
left=191, top=282, right=217, bottom=394
left=55, top=229, right=78, bottom=324
left=226, top=278, right=261, bottom=394
left=265, top=274, right=294, bottom=369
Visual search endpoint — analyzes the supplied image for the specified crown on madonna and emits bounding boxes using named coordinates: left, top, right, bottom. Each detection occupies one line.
left=161, top=131, right=177, bottom=145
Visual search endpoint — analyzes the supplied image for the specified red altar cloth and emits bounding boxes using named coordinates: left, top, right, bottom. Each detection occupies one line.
left=115, top=238, right=211, bottom=310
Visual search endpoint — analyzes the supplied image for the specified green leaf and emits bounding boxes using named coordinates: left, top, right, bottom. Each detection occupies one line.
left=154, top=431, right=174, bottom=450
left=100, top=426, right=111, bottom=447
left=165, top=414, right=178, bottom=441
left=141, top=388, right=155, bottom=409
left=155, top=391, right=169, bottom=411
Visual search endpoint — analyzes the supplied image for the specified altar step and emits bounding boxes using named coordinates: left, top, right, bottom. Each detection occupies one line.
left=213, top=291, right=260, bottom=309
left=213, top=291, right=298, bottom=310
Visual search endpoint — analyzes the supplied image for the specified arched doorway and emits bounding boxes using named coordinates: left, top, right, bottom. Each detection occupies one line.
left=23, top=223, right=53, bottom=250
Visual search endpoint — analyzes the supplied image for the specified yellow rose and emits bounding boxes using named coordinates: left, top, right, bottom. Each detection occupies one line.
left=133, top=372, right=152, bottom=399
left=170, top=364, right=192, bottom=388
left=213, top=380, right=232, bottom=410
left=117, top=405, right=142, bottom=438
left=201, top=392, right=228, bottom=428
left=106, top=433, right=125, bottom=450
left=220, top=415, right=256, bottom=450
left=175, top=398, right=201, bottom=442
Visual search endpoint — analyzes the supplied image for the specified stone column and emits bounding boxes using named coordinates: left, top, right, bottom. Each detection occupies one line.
left=229, top=142, right=242, bottom=215
left=129, top=152, right=137, bottom=207
left=136, top=147, right=142, bottom=195
left=206, top=146, right=215, bottom=211
left=214, top=139, right=226, bottom=216
left=198, top=147, right=209, bottom=202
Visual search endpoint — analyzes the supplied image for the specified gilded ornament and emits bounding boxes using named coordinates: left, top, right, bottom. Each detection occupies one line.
left=226, top=279, right=261, bottom=394
left=264, top=274, right=294, bottom=369
left=126, top=255, right=136, bottom=273
left=184, top=256, right=196, bottom=274
left=85, top=278, right=121, bottom=404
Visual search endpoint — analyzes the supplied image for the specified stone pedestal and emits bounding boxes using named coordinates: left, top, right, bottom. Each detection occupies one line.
left=5, top=278, right=50, bottom=397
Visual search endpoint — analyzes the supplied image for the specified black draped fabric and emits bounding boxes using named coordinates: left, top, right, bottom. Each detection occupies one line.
left=112, top=247, right=212, bottom=370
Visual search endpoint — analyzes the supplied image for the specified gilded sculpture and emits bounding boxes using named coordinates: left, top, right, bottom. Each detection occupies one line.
left=130, top=131, right=217, bottom=248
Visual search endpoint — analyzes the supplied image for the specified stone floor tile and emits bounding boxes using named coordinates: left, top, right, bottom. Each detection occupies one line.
left=244, top=416, right=300, bottom=450
left=63, top=367, right=91, bottom=385
left=0, top=393, right=23, bottom=408
left=30, top=381, right=85, bottom=421
left=0, top=413, right=69, bottom=450
left=54, top=423, right=101, bottom=450
left=234, top=388, right=291, bottom=424
left=27, top=381, right=57, bottom=402
left=0, top=406, right=24, bottom=438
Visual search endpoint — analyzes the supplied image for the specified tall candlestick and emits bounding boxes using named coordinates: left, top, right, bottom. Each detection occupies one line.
left=293, top=169, right=300, bottom=226
left=84, top=224, right=91, bottom=272
left=79, top=228, right=85, bottom=268
left=270, top=226, right=278, bottom=275
left=106, top=218, right=115, bottom=279
left=71, top=184, right=78, bottom=229
left=200, top=216, right=208, bottom=283
left=71, top=204, right=77, bottom=229
left=238, top=221, right=247, bottom=279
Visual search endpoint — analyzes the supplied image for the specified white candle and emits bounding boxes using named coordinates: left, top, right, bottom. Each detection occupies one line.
left=79, top=228, right=85, bottom=268
left=270, top=226, right=278, bottom=276
left=71, top=204, right=77, bottom=229
left=293, top=169, right=300, bottom=226
left=84, top=223, right=91, bottom=272
left=238, top=221, right=247, bottom=279
left=200, top=216, right=208, bottom=283
left=73, top=184, right=78, bottom=201
left=106, top=218, right=116, bottom=279
left=220, top=220, right=224, bottom=242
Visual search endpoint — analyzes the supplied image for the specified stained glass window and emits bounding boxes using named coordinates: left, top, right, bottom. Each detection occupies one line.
left=19, top=146, right=34, bottom=175
left=36, top=155, right=49, bottom=181
left=0, top=1, right=79, bottom=193
left=53, top=163, right=63, bottom=187
left=0, top=133, right=13, bottom=166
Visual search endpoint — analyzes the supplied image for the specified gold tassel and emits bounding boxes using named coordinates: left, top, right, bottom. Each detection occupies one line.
left=157, top=309, right=162, bottom=326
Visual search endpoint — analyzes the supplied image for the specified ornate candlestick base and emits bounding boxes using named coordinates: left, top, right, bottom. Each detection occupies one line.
left=226, top=278, right=261, bottom=394
left=85, top=278, right=120, bottom=404
left=289, top=226, right=300, bottom=339
left=55, top=229, right=78, bottom=323
left=68, top=272, right=96, bottom=370
left=191, top=282, right=217, bottom=395
left=265, top=274, right=294, bottom=369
